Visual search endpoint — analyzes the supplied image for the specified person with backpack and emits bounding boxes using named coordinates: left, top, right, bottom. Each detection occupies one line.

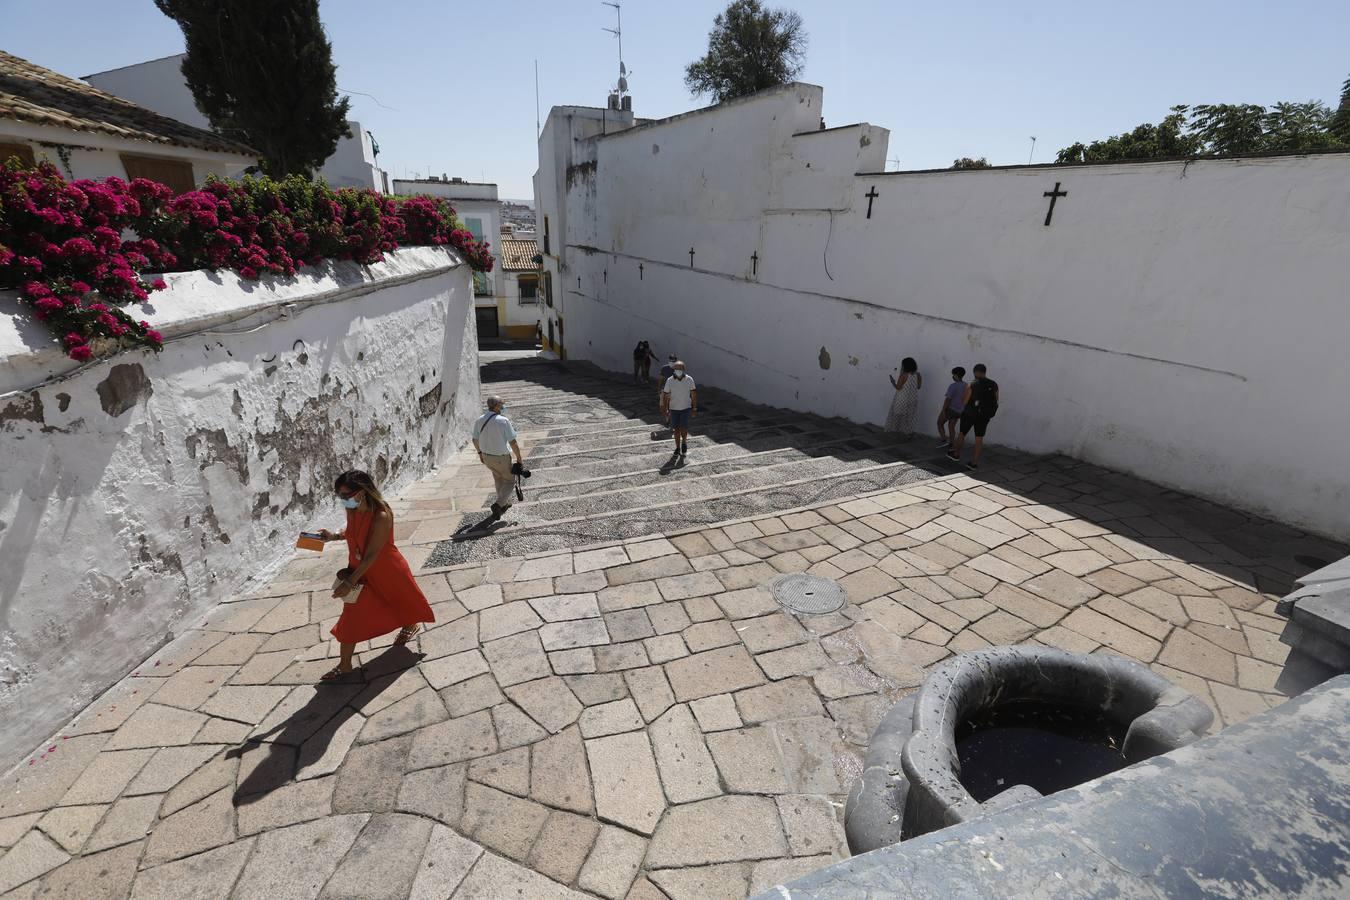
left=632, top=340, right=656, bottom=384
left=472, top=395, right=525, bottom=521
left=947, top=364, right=999, bottom=470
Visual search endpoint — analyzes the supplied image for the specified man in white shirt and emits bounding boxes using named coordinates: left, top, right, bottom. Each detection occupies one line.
left=660, top=361, right=697, bottom=458
left=472, top=395, right=524, bottom=521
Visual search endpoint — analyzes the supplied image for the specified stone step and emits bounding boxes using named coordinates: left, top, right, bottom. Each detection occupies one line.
left=526, top=432, right=914, bottom=499
left=525, top=427, right=899, bottom=488
left=486, top=442, right=935, bottom=526
left=523, top=413, right=874, bottom=469
left=424, top=452, right=954, bottom=566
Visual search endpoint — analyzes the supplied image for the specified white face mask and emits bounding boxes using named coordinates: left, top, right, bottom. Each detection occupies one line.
left=674, top=371, right=686, bottom=379
left=341, top=496, right=360, bottom=510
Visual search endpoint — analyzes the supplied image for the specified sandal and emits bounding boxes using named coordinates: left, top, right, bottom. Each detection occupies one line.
left=394, top=625, right=421, bottom=645
left=320, top=664, right=356, bottom=682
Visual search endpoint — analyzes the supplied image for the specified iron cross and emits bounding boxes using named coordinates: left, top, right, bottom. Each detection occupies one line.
left=865, top=186, right=879, bottom=219
left=751, top=251, right=759, bottom=276
left=638, top=263, right=644, bottom=280
left=1042, top=182, right=1068, bottom=226
left=688, top=247, right=695, bottom=267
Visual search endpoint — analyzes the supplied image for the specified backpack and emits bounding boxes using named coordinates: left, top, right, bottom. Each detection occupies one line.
left=970, top=379, right=999, bottom=417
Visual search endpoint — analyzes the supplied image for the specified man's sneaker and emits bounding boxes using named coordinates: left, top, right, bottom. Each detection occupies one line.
left=966, top=461, right=979, bottom=471
left=937, top=440, right=949, bottom=448
left=680, top=444, right=688, bottom=456
left=946, top=450, right=959, bottom=462
left=489, top=502, right=504, bottom=520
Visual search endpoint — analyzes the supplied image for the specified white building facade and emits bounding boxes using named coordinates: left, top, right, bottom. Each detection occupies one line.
left=1, top=50, right=254, bottom=190
left=392, top=178, right=510, bottom=338
left=534, top=82, right=1350, bottom=540
left=85, top=54, right=388, bottom=191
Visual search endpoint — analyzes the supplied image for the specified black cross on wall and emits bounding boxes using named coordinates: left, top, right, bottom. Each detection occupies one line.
left=1043, top=182, right=1068, bottom=226
left=638, top=263, right=644, bottom=280
left=865, top=186, right=879, bottom=219
left=688, top=247, right=695, bottom=267
left=751, top=251, right=759, bottom=276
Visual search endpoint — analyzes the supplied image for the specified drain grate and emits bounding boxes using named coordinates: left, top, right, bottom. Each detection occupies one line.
left=770, top=573, right=848, bottom=616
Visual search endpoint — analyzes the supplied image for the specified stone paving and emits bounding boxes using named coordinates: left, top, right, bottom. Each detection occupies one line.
left=0, top=360, right=1344, bottom=899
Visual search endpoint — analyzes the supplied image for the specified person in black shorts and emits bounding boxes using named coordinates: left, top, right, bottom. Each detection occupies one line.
left=947, top=363, right=999, bottom=470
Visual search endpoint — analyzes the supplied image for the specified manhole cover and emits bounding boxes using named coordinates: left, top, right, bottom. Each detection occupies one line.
left=770, top=573, right=848, bottom=616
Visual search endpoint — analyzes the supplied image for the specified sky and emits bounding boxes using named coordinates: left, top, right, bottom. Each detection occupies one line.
left=5, top=0, right=1347, bottom=200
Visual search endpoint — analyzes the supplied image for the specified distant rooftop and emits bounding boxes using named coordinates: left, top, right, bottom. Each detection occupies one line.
left=0, top=50, right=254, bottom=157
left=499, top=238, right=539, bottom=271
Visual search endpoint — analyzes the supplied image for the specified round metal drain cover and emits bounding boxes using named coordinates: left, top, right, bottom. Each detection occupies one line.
left=770, top=573, right=848, bottom=616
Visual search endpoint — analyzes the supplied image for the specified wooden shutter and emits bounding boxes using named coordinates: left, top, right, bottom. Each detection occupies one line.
left=120, top=154, right=196, bottom=194
left=0, top=141, right=36, bottom=168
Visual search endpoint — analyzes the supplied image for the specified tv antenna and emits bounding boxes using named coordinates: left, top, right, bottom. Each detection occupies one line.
left=886, top=156, right=903, bottom=172
left=602, top=2, right=628, bottom=100
left=1028, top=136, right=1037, bottom=165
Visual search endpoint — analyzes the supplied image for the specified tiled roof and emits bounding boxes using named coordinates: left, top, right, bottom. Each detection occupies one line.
left=500, top=238, right=540, bottom=271
left=0, top=51, right=256, bottom=158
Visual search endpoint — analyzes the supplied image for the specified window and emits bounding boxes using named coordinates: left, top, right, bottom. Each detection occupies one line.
left=543, top=216, right=551, bottom=254
left=542, top=271, right=553, bottom=307
left=120, top=154, right=196, bottom=193
left=518, top=277, right=538, bottom=303
left=464, top=217, right=485, bottom=240
left=0, top=141, right=35, bottom=168
left=473, top=271, right=492, bottom=296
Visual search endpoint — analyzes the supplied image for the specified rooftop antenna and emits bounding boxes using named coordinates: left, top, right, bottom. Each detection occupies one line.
left=886, top=156, right=903, bottom=172
left=534, top=59, right=541, bottom=139
left=602, top=2, right=628, bottom=101
left=1028, top=136, right=1037, bottom=165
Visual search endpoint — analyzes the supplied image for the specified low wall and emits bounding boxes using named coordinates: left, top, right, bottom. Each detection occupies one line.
left=0, top=247, right=479, bottom=771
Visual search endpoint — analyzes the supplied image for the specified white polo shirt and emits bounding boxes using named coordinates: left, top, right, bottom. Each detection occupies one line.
left=663, top=374, right=696, bottom=411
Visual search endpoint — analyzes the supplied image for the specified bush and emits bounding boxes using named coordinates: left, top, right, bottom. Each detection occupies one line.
left=0, top=161, right=494, bottom=360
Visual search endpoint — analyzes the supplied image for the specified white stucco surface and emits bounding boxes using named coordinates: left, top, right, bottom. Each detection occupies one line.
left=537, top=83, right=1350, bottom=539
left=0, top=247, right=478, bottom=770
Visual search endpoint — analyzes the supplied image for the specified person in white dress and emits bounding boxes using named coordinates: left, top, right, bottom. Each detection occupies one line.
left=885, top=356, right=922, bottom=436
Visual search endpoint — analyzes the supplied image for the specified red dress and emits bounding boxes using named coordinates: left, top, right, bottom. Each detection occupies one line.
left=330, top=509, right=436, bottom=643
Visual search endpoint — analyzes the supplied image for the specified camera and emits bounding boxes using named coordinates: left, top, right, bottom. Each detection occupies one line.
left=511, top=461, right=532, bottom=478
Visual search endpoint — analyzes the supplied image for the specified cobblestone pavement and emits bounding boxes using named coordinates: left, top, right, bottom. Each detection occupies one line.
left=0, top=360, right=1343, bottom=899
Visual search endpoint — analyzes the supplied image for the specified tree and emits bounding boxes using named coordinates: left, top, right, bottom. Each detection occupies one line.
left=1058, top=97, right=1345, bottom=163
left=951, top=157, right=991, bottom=169
left=155, top=0, right=351, bottom=178
left=684, top=0, right=807, bottom=104
left=1056, top=106, right=1200, bottom=164
left=1330, top=75, right=1350, bottom=142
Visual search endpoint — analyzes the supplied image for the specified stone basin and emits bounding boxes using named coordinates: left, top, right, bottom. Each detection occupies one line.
left=844, top=645, right=1214, bottom=853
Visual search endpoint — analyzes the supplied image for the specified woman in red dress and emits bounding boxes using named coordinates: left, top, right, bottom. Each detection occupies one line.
left=315, top=470, right=435, bottom=681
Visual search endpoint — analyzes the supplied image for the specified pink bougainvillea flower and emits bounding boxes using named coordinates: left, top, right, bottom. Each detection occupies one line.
left=68, top=344, right=93, bottom=361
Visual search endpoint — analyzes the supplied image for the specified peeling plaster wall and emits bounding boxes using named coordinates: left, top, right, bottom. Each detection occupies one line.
left=0, top=247, right=478, bottom=770
left=540, top=83, right=1350, bottom=540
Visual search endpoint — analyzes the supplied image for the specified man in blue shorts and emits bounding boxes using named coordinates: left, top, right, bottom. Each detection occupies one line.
left=660, top=361, right=697, bottom=458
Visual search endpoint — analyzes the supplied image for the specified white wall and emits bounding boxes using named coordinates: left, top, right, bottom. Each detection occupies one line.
left=0, top=247, right=478, bottom=771
left=542, top=83, right=1350, bottom=540
left=319, top=121, right=386, bottom=192
left=0, top=119, right=248, bottom=186
left=85, top=55, right=208, bottom=130
left=86, top=60, right=383, bottom=190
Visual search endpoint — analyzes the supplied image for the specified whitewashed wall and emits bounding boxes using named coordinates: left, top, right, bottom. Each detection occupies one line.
left=0, top=247, right=478, bottom=770
left=0, top=119, right=247, bottom=186
left=543, top=83, right=1350, bottom=540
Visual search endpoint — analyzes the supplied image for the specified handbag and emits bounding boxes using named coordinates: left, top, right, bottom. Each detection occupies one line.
left=333, top=569, right=363, bottom=605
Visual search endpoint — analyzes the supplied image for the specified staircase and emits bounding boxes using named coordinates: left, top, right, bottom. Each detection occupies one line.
left=421, top=357, right=1020, bottom=567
